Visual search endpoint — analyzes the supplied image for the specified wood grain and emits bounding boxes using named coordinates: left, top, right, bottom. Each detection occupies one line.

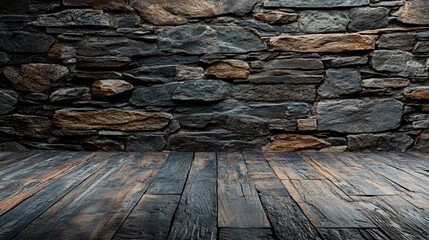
left=265, top=152, right=324, bottom=180
left=219, top=228, right=275, bottom=240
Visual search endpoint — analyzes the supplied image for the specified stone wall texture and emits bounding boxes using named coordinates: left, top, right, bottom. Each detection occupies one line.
left=0, top=0, right=428, bottom=152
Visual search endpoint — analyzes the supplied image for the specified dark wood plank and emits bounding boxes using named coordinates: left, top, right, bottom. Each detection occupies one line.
left=0, top=151, right=56, bottom=177
left=0, top=152, right=114, bottom=240
left=265, top=152, right=324, bottom=180
left=260, top=194, right=321, bottom=240
left=219, top=228, right=275, bottom=240
left=318, top=229, right=389, bottom=240
left=113, top=194, right=180, bottom=240
left=167, top=152, right=217, bottom=240
left=13, top=152, right=168, bottom=240
left=304, top=152, right=401, bottom=196
left=283, top=179, right=375, bottom=228
left=243, top=152, right=289, bottom=195
left=374, top=152, right=429, bottom=177
left=146, top=152, right=193, bottom=195
left=389, top=152, right=429, bottom=171
left=355, top=195, right=429, bottom=240
left=217, top=152, right=270, bottom=228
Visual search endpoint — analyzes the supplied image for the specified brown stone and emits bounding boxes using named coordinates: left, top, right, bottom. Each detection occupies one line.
left=92, top=80, right=134, bottom=98
left=398, top=0, right=429, bottom=25
left=262, top=134, right=330, bottom=152
left=0, top=114, right=52, bottom=138
left=3, top=64, right=69, bottom=92
left=255, top=10, right=298, bottom=24
left=270, top=34, right=375, bottom=53
left=404, top=86, right=429, bottom=100
left=48, top=43, right=76, bottom=60
left=63, top=0, right=127, bottom=10
left=297, top=118, right=318, bottom=131
left=205, top=60, right=250, bottom=79
left=54, top=108, right=173, bottom=131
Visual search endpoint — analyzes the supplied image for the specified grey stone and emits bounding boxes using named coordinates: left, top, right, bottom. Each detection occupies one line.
left=413, top=42, right=429, bottom=54
left=3, top=64, right=69, bottom=92
left=226, top=102, right=310, bottom=119
left=232, top=84, right=316, bottom=102
left=377, top=33, right=416, bottom=51
left=264, top=0, right=369, bottom=8
left=130, top=83, right=181, bottom=107
left=299, top=11, right=349, bottom=33
left=76, top=56, right=131, bottom=69
left=347, top=133, right=413, bottom=151
left=158, top=25, right=266, bottom=54
left=176, top=66, right=204, bottom=80
left=362, top=78, right=410, bottom=88
left=370, top=50, right=426, bottom=77
left=265, top=58, right=324, bottom=70
left=173, top=80, right=230, bottom=102
left=318, top=69, right=361, bottom=98
left=84, top=138, right=125, bottom=151
left=248, top=72, right=324, bottom=84
left=398, top=0, right=429, bottom=25
left=33, top=9, right=111, bottom=27
left=124, top=66, right=177, bottom=84
left=0, top=0, right=28, bottom=14
left=0, top=90, right=17, bottom=115
left=166, top=130, right=267, bottom=151
left=327, top=56, right=368, bottom=67
left=126, top=133, right=167, bottom=151
left=412, top=130, right=429, bottom=151
left=76, top=37, right=157, bottom=57
left=0, top=114, right=52, bottom=138
left=0, top=52, right=9, bottom=65
left=0, top=142, right=28, bottom=151
left=49, top=87, right=91, bottom=103
left=416, top=31, right=429, bottom=40
left=349, top=7, right=389, bottom=31
left=0, top=31, right=55, bottom=53
left=235, top=20, right=299, bottom=34
left=138, top=55, right=200, bottom=66
left=317, top=99, right=403, bottom=133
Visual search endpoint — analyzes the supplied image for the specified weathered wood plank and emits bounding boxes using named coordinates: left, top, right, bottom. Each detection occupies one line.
left=260, top=194, right=321, bottom=240
left=167, top=152, right=217, bottom=240
left=283, top=179, right=375, bottom=228
left=0, top=152, right=114, bottom=240
left=391, top=152, right=429, bottom=171
left=113, top=194, right=180, bottom=240
left=374, top=152, right=429, bottom=177
left=243, top=152, right=289, bottom=195
left=146, top=152, right=193, bottom=195
left=219, top=228, right=275, bottom=240
left=355, top=195, right=429, bottom=240
left=218, top=152, right=270, bottom=228
left=304, top=152, right=400, bottom=196
left=13, top=152, right=168, bottom=240
left=265, top=152, right=324, bottom=180
left=317, top=229, right=389, bottom=240
left=0, top=151, right=56, bottom=178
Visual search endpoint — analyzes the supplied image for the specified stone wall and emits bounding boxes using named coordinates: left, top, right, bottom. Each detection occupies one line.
left=0, top=0, right=428, bottom=152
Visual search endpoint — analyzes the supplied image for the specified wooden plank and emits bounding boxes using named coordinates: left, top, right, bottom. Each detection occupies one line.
left=304, top=152, right=401, bottom=196
left=391, top=152, right=429, bottom=171
left=0, top=152, right=114, bottom=240
left=317, top=229, right=389, bottom=240
left=219, top=228, right=275, bottom=240
left=350, top=153, right=429, bottom=194
left=355, top=195, right=429, bottom=240
left=243, top=152, right=289, bottom=195
left=260, top=194, right=321, bottom=240
left=0, top=152, right=99, bottom=216
left=283, top=179, right=375, bottom=228
left=13, top=152, right=168, bottom=240
left=113, top=194, right=180, bottom=240
left=265, top=152, right=324, bottom=180
left=0, top=151, right=54, bottom=177
left=217, top=152, right=270, bottom=228
left=146, top=152, right=193, bottom=195
left=168, top=152, right=217, bottom=240
left=375, top=152, right=429, bottom=176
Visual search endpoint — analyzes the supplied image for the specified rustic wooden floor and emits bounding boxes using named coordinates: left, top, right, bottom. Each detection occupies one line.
left=0, top=151, right=428, bottom=240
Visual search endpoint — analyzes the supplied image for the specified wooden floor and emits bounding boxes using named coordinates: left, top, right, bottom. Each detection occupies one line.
left=0, top=152, right=428, bottom=240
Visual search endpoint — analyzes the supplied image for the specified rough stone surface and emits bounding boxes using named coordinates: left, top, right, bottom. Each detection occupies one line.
left=318, top=69, right=361, bottom=98
left=398, top=0, right=429, bottom=25
left=299, top=11, right=349, bottom=33
left=404, top=86, right=429, bottom=100
left=412, top=130, right=429, bottom=151
left=63, top=0, right=127, bottom=10
left=131, top=0, right=260, bottom=25
left=264, top=0, right=370, bottom=8
left=205, top=60, right=250, bottom=79
left=371, top=50, right=427, bottom=77
left=232, top=84, right=316, bottom=102
left=0, top=142, right=28, bottom=151
left=270, top=34, right=375, bottom=52
left=0, top=114, right=52, bottom=138
left=0, top=52, right=9, bottom=65
left=348, top=133, right=413, bottom=151
left=0, top=90, right=17, bottom=115
left=130, top=83, right=181, bottom=107
left=176, top=66, right=204, bottom=80
left=126, top=133, right=167, bottom=151
left=173, top=80, right=230, bottom=102
left=377, top=33, right=416, bottom=51
left=3, top=64, right=69, bottom=92
left=349, top=7, right=389, bottom=31
left=92, top=80, right=134, bottom=98
left=33, top=9, right=111, bottom=27
left=54, top=109, right=173, bottom=131
left=297, top=118, right=318, bottom=131
left=124, top=66, right=177, bottom=84
left=159, top=25, right=267, bottom=54
left=49, top=87, right=91, bottom=103
left=317, top=99, right=403, bottom=133
left=327, top=56, right=368, bottom=67
left=255, top=10, right=298, bottom=24
left=263, top=134, right=330, bottom=152
left=0, top=31, right=55, bottom=53
left=362, top=78, right=410, bottom=88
